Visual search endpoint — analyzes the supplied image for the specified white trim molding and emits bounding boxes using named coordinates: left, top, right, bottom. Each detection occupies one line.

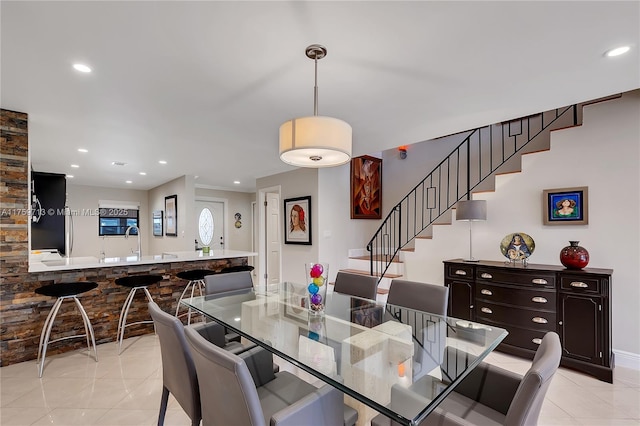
left=613, top=349, right=640, bottom=371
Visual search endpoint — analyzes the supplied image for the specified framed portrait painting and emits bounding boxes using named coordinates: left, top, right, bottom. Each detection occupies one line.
left=284, top=196, right=311, bottom=245
left=351, top=155, right=382, bottom=219
left=165, top=195, right=178, bottom=236
left=543, top=186, right=588, bottom=225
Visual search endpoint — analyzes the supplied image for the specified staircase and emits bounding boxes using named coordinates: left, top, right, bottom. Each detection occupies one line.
left=337, top=101, right=592, bottom=296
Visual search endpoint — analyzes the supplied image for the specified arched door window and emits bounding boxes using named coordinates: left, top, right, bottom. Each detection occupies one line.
left=198, top=207, right=214, bottom=246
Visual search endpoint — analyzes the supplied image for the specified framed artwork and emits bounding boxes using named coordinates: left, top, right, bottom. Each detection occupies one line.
left=350, top=155, right=382, bottom=219
left=543, top=186, right=588, bottom=225
left=165, top=195, right=178, bottom=236
left=152, top=210, right=163, bottom=236
left=284, top=196, right=312, bottom=245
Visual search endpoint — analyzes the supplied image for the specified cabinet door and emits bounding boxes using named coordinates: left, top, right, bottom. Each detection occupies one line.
left=560, top=293, right=603, bottom=365
left=446, top=280, right=474, bottom=321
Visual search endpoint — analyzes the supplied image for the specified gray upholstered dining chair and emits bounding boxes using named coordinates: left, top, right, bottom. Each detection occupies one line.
left=204, top=270, right=253, bottom=296
left=148, top=301, right=246, bottom=426
left=184, top=325, right=357, bottom=426
left=372, top=331, right=562, bottom=426
left=333, top=271, right=378, bottom=300
left=386, top=279, right=449, bottom=315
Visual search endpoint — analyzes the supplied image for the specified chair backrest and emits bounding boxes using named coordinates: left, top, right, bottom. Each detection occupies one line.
left=334, top=271, right=378, bottom=300
left=148, top=301, right=200, bottom=423
left=204, top=270, right=253, bottom=295
left=505, top=331, right=562, bottom=425
left=387, top=279, right=449, bottom=315
left=184, top=326, right=266, bottom=426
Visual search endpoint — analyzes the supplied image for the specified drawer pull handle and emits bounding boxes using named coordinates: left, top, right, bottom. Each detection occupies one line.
left=570, top=281, right=588, bottom=288
left=531, top=297, right=548, bottom=303
left=481, top=307, right=493, bottom=314
left=454, top=270, right=467, bottom=276
left=532, top=317, right=548, bottom=324
left=481, top=273, right=493, bottom=279
left=481, top=289, right=493, bottom=296
left=532, top=338, right=542, bottom=345
left=532, top=278, right=548, bottom=285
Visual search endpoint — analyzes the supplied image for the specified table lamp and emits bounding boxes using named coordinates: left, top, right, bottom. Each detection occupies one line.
left=456, top=200, right=487, bottom=262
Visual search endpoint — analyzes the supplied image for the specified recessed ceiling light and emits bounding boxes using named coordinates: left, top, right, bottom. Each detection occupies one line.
left=158, top=160, right=167, bottom=165
left=66, top=175, right=74, bottom=178
left=605, top=46, right=630, bottom=57
left=233, top=181, right=240, bottom=184
left=139, top=172, right=147, bottom=176
left=112, top=161, right=126, bottom=166
left=71, top=164, right=79, bottom=168
left=73, top=63, right=92, bottom=73
left=125, top=180, right=132, bottom=184
left=78, top=148, right=88, bottom=153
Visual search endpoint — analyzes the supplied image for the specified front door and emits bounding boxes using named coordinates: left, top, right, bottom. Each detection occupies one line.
left=195, top=200, right=225, bottom=249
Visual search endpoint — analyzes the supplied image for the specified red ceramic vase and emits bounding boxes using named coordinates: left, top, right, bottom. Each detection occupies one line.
left=560, top=241, right=589, bottom=269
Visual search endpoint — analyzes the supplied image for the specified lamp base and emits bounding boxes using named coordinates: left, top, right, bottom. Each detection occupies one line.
left=462, top=258, right=480, bottom=263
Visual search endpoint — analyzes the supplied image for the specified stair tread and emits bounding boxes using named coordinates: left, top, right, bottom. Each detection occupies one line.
left=350, top=255, right=402, bottom=263
left=340, top=268, right=402, bottom=279
left=400, top=248, right=415, bottom=252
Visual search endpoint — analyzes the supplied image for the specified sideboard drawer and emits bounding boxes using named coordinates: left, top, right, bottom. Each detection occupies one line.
left=446, top=264, right=474, bottom=280
left=560, top=276, right=601, bottom=294
left=476, top=301, right=556, bottom=331
left=500, top=324, right=550, bottom=352
left=476, top=267, right=556, bottom=288
left=475, top=284, right=556, bottom=310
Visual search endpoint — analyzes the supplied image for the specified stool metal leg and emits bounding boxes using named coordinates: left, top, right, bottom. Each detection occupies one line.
left=117, top=287, right=139, bottom=354
left=37, top=297, right=64, bottom=378
left=175, top=280, right=194, bottom=317
left=73, top=296, right=98, bottom=362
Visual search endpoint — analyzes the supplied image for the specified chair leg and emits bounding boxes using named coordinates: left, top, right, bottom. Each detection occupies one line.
left=73, top=296, right=98, bottom=362
left=186, top=280, right=198, bottom=325
left=175, top=280, right=194, bottom=317
left=158, top=386, right=170, bottom=426
left=38, top=297, right=65, bottom=377
left=117, top=287, right=139, bottom=354
left=37, top=297, right=62, bottom=367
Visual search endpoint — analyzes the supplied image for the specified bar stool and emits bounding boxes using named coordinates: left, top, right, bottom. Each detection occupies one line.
left=115, top=274, right=163, bottom=354
left=175, top=269, right=215, bottom=325
left=35, top=281, right=99, bottom=377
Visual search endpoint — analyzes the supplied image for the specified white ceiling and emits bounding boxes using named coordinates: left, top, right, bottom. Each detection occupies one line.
left=2, top=1, right=638, bottom=192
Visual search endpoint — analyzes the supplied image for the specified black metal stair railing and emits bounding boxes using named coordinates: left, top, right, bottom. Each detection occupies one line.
left=367, top=105, right=578, bottom=280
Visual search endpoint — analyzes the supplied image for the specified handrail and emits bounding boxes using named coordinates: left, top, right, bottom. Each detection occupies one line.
left=367, top=105, right=578, bottom=280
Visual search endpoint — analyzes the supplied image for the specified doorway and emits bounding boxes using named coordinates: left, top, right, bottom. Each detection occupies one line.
left=195, top=199, right=226, bottom=250
left=257, top=186, right=281, bottom=288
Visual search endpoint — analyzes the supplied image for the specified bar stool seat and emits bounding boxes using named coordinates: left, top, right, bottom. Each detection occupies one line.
left=115, top=274, right=163, bottom=354
left=175, top=269, right=215, bottom=324
left=35, top=281, right=98, bottom=377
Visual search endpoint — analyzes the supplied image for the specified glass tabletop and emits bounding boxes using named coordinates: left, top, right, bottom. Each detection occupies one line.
left=182, top=283, right=507, bottom=426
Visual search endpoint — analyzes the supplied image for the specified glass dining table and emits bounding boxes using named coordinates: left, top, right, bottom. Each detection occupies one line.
left=182, top=283, right=507, bottom=426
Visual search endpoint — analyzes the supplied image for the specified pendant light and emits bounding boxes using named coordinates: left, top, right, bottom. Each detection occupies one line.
left=279, top=44, right=352, bottom=168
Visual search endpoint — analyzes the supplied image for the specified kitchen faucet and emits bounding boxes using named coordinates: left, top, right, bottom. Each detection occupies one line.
left=124, top=225, right=141, bottom=257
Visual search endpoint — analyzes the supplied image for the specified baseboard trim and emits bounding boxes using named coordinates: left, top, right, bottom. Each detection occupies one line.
left=613, top=349, right=640, bottom=370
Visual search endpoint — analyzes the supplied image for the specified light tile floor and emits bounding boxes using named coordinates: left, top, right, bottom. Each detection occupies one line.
left=1, top=334, right=639, bottom=425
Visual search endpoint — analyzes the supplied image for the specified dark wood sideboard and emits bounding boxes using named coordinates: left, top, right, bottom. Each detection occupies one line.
left=443, top=259, right=613, bottom=382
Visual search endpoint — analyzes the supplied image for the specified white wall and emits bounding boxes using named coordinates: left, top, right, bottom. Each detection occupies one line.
left=66, top=184, right=149, bottom=258
left=395, top=91, right=640, bottom=356
left=256, top=168, right=319, bottom=284
left=147, top=175, right=193, bottom=254
left=195, top=187, right=255, bottom=251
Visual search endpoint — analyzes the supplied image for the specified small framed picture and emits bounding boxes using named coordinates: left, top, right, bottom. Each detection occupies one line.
left=543, top=186, right=588, bottom=225
left=152, top=210, right=163, bottom=236
left=165, top=195, right=178, bottom=236
left=284, top=196, right=311, bottom=245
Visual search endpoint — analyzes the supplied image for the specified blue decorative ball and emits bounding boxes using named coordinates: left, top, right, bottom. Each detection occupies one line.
left=308, top=283, right=319, bottom=294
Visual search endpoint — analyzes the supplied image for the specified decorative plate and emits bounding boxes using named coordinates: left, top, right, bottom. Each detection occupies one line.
left=500, top=232, right=535, bottom=261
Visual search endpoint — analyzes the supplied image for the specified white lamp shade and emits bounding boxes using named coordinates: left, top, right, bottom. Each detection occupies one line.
left=279, top=116, right=352, bottom=167
left=456, top=200, right=487, bottom=221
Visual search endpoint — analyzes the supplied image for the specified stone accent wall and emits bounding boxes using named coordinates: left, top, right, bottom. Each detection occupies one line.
left=1, top=258, right=246, bottom=366
left=0, top=108, right=249, bottom=366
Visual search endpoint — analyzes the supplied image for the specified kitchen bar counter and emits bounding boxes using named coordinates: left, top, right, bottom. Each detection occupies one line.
left=3, top=250, right=256, bottom=367
left=28, top=249, right=256, bottom=272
